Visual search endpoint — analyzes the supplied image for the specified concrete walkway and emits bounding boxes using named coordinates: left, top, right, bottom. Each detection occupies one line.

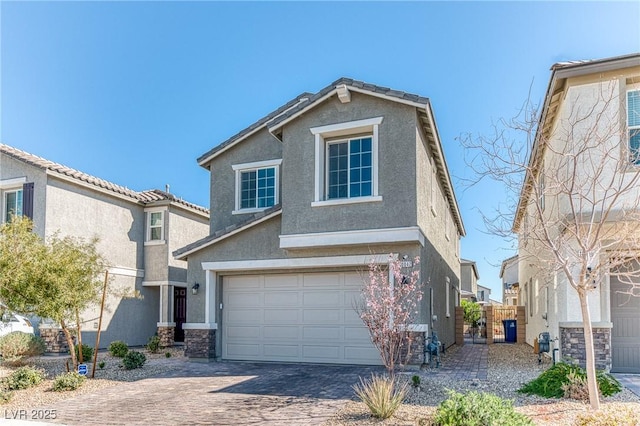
left=613, top=373, right=640, bottom=397
left=425, top=344, right=489, bottom=381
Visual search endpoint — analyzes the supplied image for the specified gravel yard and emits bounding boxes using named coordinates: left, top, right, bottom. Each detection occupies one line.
left=325, top=343, right=640, bottom=425
left=0, top=346, right=186, bottom=410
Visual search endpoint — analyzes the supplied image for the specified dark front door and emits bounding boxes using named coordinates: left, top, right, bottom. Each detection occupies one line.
left=174, top=288, right=186, bottom=343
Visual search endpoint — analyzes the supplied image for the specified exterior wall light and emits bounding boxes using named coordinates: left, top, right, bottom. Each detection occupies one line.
left=192, top=282, right=200, bottom=295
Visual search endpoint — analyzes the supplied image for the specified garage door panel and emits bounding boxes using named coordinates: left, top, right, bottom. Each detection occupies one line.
left=264, top=345, right=299, bottom=358
left=303, top=291, right=340, bottom=306
left=227, top=309, right=262, bottom=323
left=303, top=309, right=340, bottom=323
left=303, top=326, right=341, bottom=340
left=264, top=309, right=299, bottom=323
left=227, top=292, right=261, bottom=306
left=223, top=272, right=380, bottom=365
left=265, top=291, right=299, bottom=306
left=264, top=326, right=299, bottom=339
left=227, top=343, right=260, bottom=357
left=303, top=345, right=340, bottom=359
left=303, top=273, right=341, bottom=287
left=227, top=326, right=260, bottom=339
left=265, top=274, right=298, bottom=288
left=611, top=275, right=640, bottom=373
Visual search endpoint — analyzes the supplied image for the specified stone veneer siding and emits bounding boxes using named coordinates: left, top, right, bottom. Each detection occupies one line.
left=157, top=326, right=175, bottom=348
left=560, top=326, right=611, bottom=371
left=39, top=326, right=70, bottom=353
left=185, top=329, right=216, bottom=359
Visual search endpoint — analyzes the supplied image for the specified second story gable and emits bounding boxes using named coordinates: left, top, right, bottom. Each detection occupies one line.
left=196, top=78, right=465, bottom=263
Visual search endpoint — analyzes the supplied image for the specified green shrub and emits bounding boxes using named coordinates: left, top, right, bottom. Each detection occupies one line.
left=0, top=389, right=13, bottom=404
left=98, top=361, right=105, bottom=369
left=72, top=344, right=93, bottom=363
left=146, top=335, right=160, bottom=353
left=574, top=406, right=640, bottom=426
left=518, top=362, right=621, bottom=398
left=108, top=340, right=129, bottom=358
left=52, top=372, right=85, bottom=392
left=562, top=370, right=589, bottom=400
left=122, top=351, right=146, bottom=370
left=165, top=352, right=171, bottom=358
left=434, top=390, right=533, bottom=426
left=353, top=374, right=407, bottom=419
left=0, top=332, right=45, bottom=363
left=412, top=375, right=420, bottom=387
left=1, top=366, right=44, bottom=390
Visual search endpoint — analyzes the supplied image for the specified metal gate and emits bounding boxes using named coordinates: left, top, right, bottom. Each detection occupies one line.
left=465, top=309, right=487, bottom=344
left=493, top=307, right=517, bottom=343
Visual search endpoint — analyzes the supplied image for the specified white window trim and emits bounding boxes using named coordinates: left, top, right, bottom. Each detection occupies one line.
left=232, top=159, right=282, bottom=215
left=3, top=188, right=23, bottom=223
left=627, top=87, right=640, bottom=165
left=310, top=117, right=382, bottom=205
left=430, top=156, right=437, bottom=217
left=145, top=207, right=166, bottom=245
left=445, top=206, right=450, bottom=241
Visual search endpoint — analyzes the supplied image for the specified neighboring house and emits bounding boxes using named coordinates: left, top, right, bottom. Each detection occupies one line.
left=500, top=255, right=519, bottom=306
left=514, top=53, right=640, bottom=373
left=0, top=144, right=209, bottom=350
left=174, top=78, right=465, bottom=365
left=460, top=258, right=479, bottom=302
left=477, top=284, right=491, bottom=304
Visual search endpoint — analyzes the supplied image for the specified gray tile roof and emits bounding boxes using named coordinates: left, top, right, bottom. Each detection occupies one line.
left=173, top=204, right=281, bottom=258
left=196, top=92, right=313, bottom=165
left=551, top=52, right=640, bottom=70
left=267, top=77, right=429, bottom=130
left=0, top=143, right=209, bottom=215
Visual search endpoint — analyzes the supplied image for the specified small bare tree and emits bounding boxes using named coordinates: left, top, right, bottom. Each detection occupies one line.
left=356, top=255, right=423, bottom=376
left=460, top=80, right=640, bottom=409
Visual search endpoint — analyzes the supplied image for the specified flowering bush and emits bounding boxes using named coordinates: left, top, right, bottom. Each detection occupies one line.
left=356, top=255, right=423, bottom=375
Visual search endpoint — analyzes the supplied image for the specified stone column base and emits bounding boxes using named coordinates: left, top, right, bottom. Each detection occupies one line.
left=157, top=326, right=175, bottom=348
left=39, top=326, right=71, bottom=353
left=185, top=329, right=216, bottom=359
left=560, top=324, right=612, bottom=371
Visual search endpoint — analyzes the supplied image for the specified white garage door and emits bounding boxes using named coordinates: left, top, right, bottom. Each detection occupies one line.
left=222, top=272, right=380, bottom=364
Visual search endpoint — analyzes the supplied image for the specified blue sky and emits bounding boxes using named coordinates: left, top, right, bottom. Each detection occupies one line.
left=1, top=1, right=639, bottom=298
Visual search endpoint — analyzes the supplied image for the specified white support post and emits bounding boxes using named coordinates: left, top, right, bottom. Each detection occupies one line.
left=205, top=270, right=217, bottom=326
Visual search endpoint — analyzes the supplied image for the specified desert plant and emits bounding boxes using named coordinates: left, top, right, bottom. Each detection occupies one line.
left=1, top=366, right=44, bottom=390
left=518, top=363, right=621, bottom=398
left=412, top=375, right=420, bottom=388
left=0, top=389, right=13, bottom=404
left=165, top=352, right=171, bottom=358
left=574, top=406, right=640, bottom=426
left=122, top=351, right=146, bottom=370
left=353, top=374, right=407, bottom=419
left=562, top=370, right=590, bottom=401
left=52, top=372, right=85, bottom=392
left=146, top=335, right=160, bottom=353
left=72, top=344, right=93, bottom=363
left=434, top=390, right=533, bottom=426
left=98, top=361, right=105, bottom=369
left=108, top=340, right=129, bottom=357
left=0, top=332, right=45, bottom=363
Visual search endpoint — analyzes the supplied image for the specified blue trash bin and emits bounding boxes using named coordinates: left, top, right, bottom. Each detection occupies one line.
left=503, top=319, right=517, bottom=343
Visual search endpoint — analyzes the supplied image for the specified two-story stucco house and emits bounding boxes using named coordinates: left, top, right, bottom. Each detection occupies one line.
left=515, top=53, right=640, bottom=373
left=174, top=78, right=465, bottom=365
left=0, top=144, right=209, bottom=350
left=500, top=255, right=519, bottom=306
left=460, top=258, right=480, bottom=302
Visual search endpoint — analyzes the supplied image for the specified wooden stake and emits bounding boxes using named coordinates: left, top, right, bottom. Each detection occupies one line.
left=91, top=270, right=109, bottom=378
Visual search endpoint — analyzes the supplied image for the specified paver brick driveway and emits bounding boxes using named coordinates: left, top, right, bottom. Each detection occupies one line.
left=42, top=361, right=383, bottom=425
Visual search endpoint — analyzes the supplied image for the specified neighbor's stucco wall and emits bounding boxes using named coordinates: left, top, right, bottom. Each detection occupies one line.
left=0, top=153, right=48, bottom=236
left=167, top=206, right=209, bottom=283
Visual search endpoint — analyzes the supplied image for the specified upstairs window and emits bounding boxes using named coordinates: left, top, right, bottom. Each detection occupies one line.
left=4, top=189, right=23, bottom=222
left=146, top=210, right=165, bottom=243
left=628, top=89, right=640, bottom=164
left=310, top=117, right=383, bottom=207
left=233, top=159, right=281, bottom=214
left=327, top=137, right=372, bottom=199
